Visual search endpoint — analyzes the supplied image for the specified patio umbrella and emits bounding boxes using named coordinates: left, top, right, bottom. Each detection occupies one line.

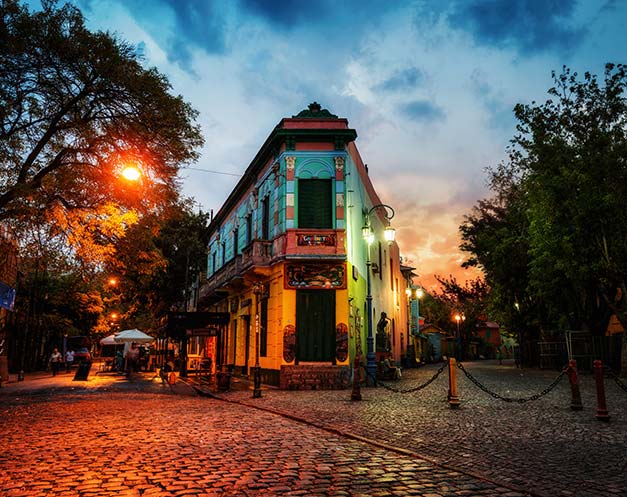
left=99, top=333, right=118, bottom=346
left=114, top=329, right=154, bottom=344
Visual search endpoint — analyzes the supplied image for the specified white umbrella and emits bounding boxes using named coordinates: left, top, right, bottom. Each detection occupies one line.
left=100, top=333, right=119, bottom=346
left=114, top=329, right=154, bottom=344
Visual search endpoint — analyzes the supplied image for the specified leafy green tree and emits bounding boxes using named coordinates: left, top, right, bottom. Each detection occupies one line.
left=0, top=0, right=202, bottom=221
left=105, top=203, right=211, bottom=329
left=433, top=275, right=489, bottom=359
left=511, top=64, right=627, bottom=334
left=461, top=64, right=627, bottom=367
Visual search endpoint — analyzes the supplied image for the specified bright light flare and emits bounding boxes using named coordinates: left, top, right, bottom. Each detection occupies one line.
left=121, top=166, right=141, bottom=181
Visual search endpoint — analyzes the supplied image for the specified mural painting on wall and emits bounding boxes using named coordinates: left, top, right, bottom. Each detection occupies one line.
left=285, top=263, right=346, bottom=290
left=297, top=234, right=336, bottom=246
left=336, top=323, right=348, bottom=362
left=283, top=324, right=296, bottom=363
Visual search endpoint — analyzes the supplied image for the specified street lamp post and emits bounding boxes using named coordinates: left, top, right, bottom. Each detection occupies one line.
left=252, top=283, right=263, bottom=398
left=362, top=204, right=395, bottom=387
left=406, top=286, right=423, bottom=365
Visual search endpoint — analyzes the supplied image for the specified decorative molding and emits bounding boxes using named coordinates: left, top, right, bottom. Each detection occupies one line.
left=334, top=156, right=345, bottom=173
left=285, top=263, right=346, bottom=290
left=336, top=194, right=344, bottom=207
left=293, top=102, right=338, bottom=119
left=285, top=156, right=296, bottom=172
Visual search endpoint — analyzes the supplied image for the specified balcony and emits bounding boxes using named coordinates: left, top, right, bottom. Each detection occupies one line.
left=240, top=239, right=273, bottom=272
left=200, top=240, right=273, bottom=297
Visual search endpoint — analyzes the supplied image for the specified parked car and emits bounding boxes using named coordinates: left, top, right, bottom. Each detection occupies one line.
left=73, top=347, right=92, bottom=362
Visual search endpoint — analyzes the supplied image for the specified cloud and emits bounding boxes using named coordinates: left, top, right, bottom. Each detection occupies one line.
left=447, top=0, right=586, bottom=55
left=375, top=67, right=425, bottom=92
left=240, top=0, right=330, bottom=27
left=400, top=100, right=445, bottom=123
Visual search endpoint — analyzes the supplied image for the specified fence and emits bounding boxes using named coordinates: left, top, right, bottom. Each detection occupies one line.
left=358, top=357, right=625, bottom=421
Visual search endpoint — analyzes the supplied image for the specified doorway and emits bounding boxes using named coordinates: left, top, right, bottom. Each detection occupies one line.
left=296, top=290, right=335, bottom=363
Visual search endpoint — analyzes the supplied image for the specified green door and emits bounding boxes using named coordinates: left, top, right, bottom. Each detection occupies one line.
left=296, top=290, right=335, bottom=362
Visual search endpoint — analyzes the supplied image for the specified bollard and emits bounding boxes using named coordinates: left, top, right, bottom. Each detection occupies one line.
left=448, top=358, right=460, bottom=409
left=566, top=360, right=583, bottom=411
left=351, top=356, right=362, bottom=401
left=593, top=360, right=610, bottom=422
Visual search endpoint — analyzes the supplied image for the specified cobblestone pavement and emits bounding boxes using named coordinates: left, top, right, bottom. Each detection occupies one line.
left=0, top=361, right=625, bottom=497
left=1, top=381, right=530, bottom=497
left=212, top=361, right=627, bottom=497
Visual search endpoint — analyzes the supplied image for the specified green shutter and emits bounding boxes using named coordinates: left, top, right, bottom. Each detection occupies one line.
left=298, top=179, right=332, bottom=228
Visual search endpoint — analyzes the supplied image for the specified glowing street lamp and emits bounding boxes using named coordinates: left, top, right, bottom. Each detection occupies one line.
left=121, top=165, right=141, bottom=181
left=362, top=203, right=395, bottom=386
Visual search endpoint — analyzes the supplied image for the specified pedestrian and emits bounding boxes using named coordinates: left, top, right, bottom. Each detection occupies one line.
left=50, top=348, right=63, bottom=376
left=115, top=349, right=123, bottom=372
left=125, top=342, right=139, bottom=377
left=65, top=349, right=74, bottom=372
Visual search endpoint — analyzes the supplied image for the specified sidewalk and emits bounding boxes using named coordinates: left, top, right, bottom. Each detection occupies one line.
left=0, top=364, right=197, bottom=396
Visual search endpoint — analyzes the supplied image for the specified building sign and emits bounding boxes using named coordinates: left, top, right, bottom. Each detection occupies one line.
left=0, top=281, right=15, bottom=311
left=296, top=233, right=336, bottom=246
left=285, top=263, right=346, bottom=290
left=167, top=311, right=230, bottom=338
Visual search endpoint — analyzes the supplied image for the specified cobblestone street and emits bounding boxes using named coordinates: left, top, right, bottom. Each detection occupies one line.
left=216, top=360, right=627, bottom=497
left=0, top=360, right=625, bottom=497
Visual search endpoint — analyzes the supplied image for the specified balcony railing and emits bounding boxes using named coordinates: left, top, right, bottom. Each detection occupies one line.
left=202, top=240, right=273, bottom=295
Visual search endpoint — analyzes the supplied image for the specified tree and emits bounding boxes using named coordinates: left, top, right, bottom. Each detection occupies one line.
left=433, top=275, right=489, bottom=360
left=512, top=64, right=627, bottom=334
left=0, top=0, right=203, bottom=221
left=461, top=64, right=627, bottom=367
left=105, top=203, right=211, bottom=329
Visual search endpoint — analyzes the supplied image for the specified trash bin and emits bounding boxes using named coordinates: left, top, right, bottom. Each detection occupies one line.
left=73, top=361, right=91, bottom=381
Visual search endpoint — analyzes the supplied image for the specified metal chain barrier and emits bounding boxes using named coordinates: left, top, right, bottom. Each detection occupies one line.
left=456, top=361, right=566, bottom=403
left=367, top=362, right=447, bottom=394
left=604, top=366, right=627, bottom=394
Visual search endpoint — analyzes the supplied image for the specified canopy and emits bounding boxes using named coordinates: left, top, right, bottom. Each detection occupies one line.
left=100, top=333, right=119, bottom=346
left=114, top=329, right=154, bottom=344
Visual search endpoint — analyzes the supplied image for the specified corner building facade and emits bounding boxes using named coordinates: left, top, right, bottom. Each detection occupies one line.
left=199, top=103, right=409, bottom=389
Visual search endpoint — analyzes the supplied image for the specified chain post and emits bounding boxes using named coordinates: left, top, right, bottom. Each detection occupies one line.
left=566, top=360, right=583, bottom=411
left=448, top=357, right=460, bottom=409
left=351, top=355, right=362, bottom=401
left=593, top=360, right=610, bottom=422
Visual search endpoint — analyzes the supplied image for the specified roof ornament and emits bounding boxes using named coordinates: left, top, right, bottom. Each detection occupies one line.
left=293, top=101, right=338, bottom=118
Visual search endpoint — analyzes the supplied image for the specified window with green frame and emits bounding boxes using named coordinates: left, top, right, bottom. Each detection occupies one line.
left=298, top=179, right=333, bottom=228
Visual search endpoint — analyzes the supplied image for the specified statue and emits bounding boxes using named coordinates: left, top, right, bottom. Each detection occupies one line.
left=376, top=312, right=390, bottom=352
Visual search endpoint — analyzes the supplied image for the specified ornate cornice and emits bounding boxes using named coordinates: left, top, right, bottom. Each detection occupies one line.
left=293, top=101, right=338, bottom=119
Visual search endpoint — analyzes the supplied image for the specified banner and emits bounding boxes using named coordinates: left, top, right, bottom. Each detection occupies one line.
left=0, top=281, right=15, bottom=311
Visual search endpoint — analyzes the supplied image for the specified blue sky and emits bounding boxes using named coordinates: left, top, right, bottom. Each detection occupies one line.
left=43, top=0, right=627, bottom=289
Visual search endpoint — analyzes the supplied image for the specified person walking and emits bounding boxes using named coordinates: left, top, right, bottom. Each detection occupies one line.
left=65, top=349, right=74, bottom=372
left=50, top=348, right=63, bottom=376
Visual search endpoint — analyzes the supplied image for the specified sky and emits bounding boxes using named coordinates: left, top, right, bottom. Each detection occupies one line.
left=37, top=0, right=627, bottom=291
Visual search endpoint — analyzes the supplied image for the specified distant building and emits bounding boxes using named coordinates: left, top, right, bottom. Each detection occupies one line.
left=198, top=103, right=409, bottom=388
left=476, top=321, right=501, bottom=358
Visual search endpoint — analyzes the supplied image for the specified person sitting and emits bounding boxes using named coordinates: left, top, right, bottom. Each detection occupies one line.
left=379, top=353, right=401, bottom=381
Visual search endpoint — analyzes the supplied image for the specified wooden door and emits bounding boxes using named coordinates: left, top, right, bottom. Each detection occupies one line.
left=296, top=290, right=335, bottom=362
